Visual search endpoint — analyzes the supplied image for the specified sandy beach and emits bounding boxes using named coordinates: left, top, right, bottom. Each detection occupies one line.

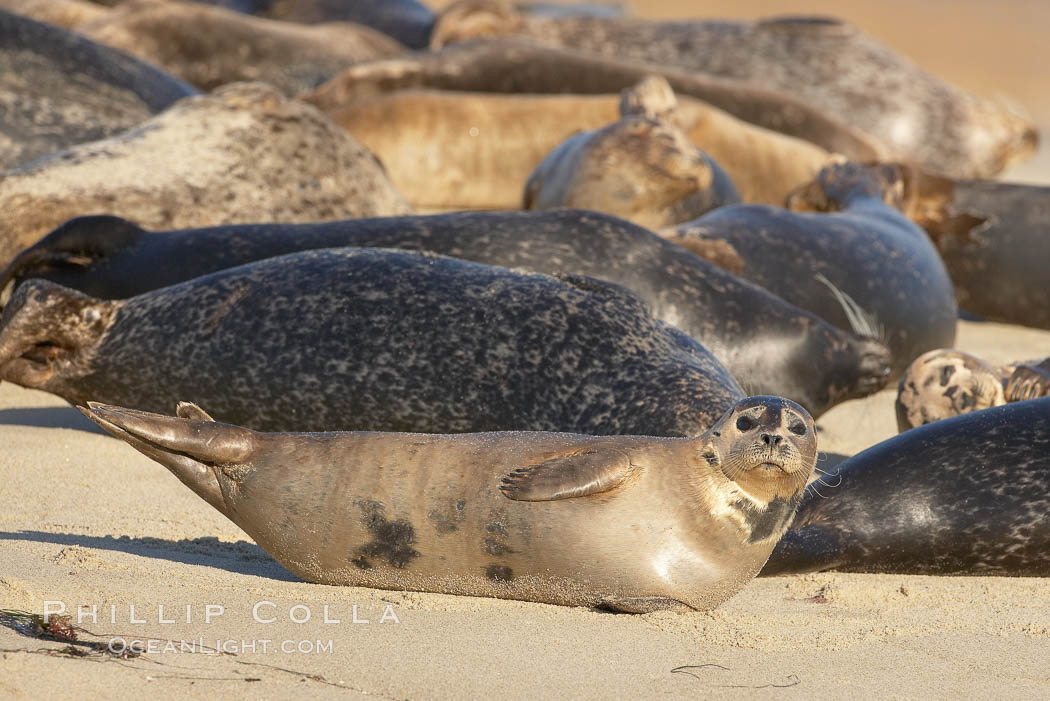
left=3, top=0, right=1050, bottom=698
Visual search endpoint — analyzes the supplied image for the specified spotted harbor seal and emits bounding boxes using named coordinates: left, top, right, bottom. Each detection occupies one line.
left=325, top=84, right=830, bottom=210
left=429, top=1, right=1037, bottom=178
left=762, top=398, right=1050, bottom=576
left=77, top=0, right=406, bottom=95
left=0, top=247, right=744, bottom=435
left=83, top=394, right=817, bottom=611
left=665, top=162, right=957, bottom=377
left=303, top=39, right=886, bottom=163
left=0, top=82, right=409, bottom=266
left=176, top=0, right=436, bottom=49
left=900, top=170, right=1050, bottom=329
left=895, top=349, right=1050, bottom=430
left=524, top=79, right=740, bottom=228
left=0, top=209, right=891, bottom=416
left=0, top=9, right=197, bottom=170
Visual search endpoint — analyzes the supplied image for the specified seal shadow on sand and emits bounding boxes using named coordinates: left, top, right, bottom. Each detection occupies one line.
left=0, top=531, right=298, bottom=582
left=0, top=406, right=106, bottom=435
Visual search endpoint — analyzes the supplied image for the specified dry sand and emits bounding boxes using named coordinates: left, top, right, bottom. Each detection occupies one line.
left=3, top=0, right=1050, bottom=698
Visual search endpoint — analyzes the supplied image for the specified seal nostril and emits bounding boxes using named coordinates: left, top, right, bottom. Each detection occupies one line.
left=760, top=433, right=782, bottom=447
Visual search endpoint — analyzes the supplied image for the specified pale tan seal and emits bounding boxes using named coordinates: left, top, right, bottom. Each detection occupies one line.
left=523, top=77, right=740, bottom=229
left=325, top=83, right=829, bottom=210
left=0, top=0, right=105, bottom=28
left=77, top=0, right=405, bottom=95
left=83, top=395, right=817, bottom=612
left=896, top=349, right=1050, bottom=430
left=0, top=82, right=409, bottom=266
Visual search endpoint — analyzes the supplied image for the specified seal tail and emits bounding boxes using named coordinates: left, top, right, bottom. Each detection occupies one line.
left=79, top=402, right=257, bottom=516
left=814, top=273, right=883, bottom=340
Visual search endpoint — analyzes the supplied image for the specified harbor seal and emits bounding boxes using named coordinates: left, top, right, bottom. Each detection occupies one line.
left=324, top=85, right=830, bottom=210
left=0, top=209, right=891, bottom=416
left=0, top=0, right=106, bottom=28
left=0, top=9, right=196, bottom=170
left=0, top=82, right=409, bottom=266
left=895, top=349, right=1050, bottom=430
left=77, top=0, right=406, bottom=95
left=429, top=2, right=1037, bottom=178
left=762, top=397, right=1050, bottom=576
left=303, top=39, right=886, bottom=163
left=179, top=0, right=436, bottom=49
left=523, top=79, right=740, bottom=228
left=0, top=247, right=744, bottom=435
left=900, top=169, right=1050, bottom=329
left=666, top=162, right=957, bottom=377
left=83, top=394, right=817, bottom=611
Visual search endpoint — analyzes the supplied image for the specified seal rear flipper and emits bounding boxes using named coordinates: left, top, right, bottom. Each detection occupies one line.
left=78, top=404, right=229, bottom=516
left=499, top=449, right=636, bottom=501
left=595, top=595, right=695, bottom=614
left=0, top=215, right=146, bottom=303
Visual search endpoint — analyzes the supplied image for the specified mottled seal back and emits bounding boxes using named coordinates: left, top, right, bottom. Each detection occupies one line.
left=0, top=8, right=197, bottom=170
left=763, top=398, right=1050, bottom=576
left=0, top=247, right=743, bottom=435
left=0, top=209, right=891, bottom=416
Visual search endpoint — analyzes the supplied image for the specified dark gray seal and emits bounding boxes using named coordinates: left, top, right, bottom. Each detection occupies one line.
left=303, top=38, right=885, bottom=162
left=666, top=162, right=957, bottom=377
left=78, top=0, right=406, bottom=95
left=83, top=394, right=816, bottom=611
left=0, top=209, right=892, bottom=417
left=151, top=0, right=435, bottom=49
left=0, top=247, right=744, bottom=435
left=762, top=397, right=1050, bottom=576
left=0, top=8, right=197, bottom=170
left=429, top=1, right=1038, bottom=178
left=902, top=170, right=1050, bottom=330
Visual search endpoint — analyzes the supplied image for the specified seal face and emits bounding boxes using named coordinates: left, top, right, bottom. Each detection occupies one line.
left=82, top=395, right=817, bottom=611
left=895, top=349, right=1005, bottom=431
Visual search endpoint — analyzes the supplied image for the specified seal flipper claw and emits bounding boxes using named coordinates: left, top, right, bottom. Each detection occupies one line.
left=79, top=403, right=229, bottom=516
left=595, top=595, right=695, bottom=614
left=83, top=402, right=256, bottom=466
left=499, top=449, right=636, bottom=501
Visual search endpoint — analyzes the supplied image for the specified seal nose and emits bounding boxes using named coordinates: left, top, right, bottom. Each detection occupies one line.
left=760, top=433, right=782, bottom=448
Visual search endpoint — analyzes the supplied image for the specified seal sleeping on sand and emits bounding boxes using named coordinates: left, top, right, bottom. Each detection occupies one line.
left=83, top=395, right=817, bottom=611
left=0, top=247, right=743, bottom=435
left=762, top=398, right=1050, bottom=576
left=0, top=209, right=891, bottom=416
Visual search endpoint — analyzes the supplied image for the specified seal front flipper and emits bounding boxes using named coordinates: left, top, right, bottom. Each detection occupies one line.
left=1005, top=359, right=1050, bottom=402
left=499, top=449, right=637, bottom=501
left=595, top=595, right=695, bottom=614
left=79, top=402, right=256, bottom=516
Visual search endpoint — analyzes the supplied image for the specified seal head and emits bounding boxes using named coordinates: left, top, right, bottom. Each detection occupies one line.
left=895, top=349, right=1005, bottom=431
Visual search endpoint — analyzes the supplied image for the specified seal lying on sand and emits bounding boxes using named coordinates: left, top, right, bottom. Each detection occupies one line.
left=430, top=1, right=1037, bottom=178
left=84, top=395, right=817, bottom=611
left=325, top=85, right=830, bottom=210
left=181, top=0, right=436, bottom=49
left=0, top=0, right=105, bottom=28
left=0, top=248, right=744, bottom=435
left=303, top=39, right=885, bottom=163
left=524, top=78, right=740, bottom=228
left=665, top=162, right=956, bottom=377
left=900, top=170, right=1050, bottom=330
left=762, top=398, right=1050, bottom=576
left=0, top=9, right=196, bottom=170
left=78, top=0, right=405, bottom=95
left=895, top=349, right=1050, bottom=430
left=0, top=82, right=409, bottom=266
left=0, top=210, right=891, bottom=416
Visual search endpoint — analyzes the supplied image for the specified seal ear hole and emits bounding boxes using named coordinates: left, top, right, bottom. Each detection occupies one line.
left=736, top=416, right=756, bottom=431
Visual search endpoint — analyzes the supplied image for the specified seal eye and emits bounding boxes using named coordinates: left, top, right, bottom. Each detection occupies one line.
left=789, top=422, right=807, bottom=436
left=736, top=416, right=756, bottom=431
